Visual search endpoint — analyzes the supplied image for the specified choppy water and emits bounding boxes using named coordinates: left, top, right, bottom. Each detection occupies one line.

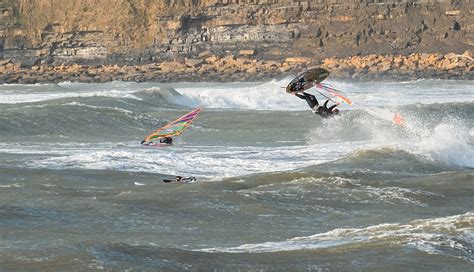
left=0, top=79, right=473, bottom=271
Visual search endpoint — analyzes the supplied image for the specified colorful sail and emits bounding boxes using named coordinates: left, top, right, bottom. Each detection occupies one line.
left=393, top=112, right=405, bottom=126
left=315, top=83, right=353, bottom=105
left=143, top=108, right=202, bottom=143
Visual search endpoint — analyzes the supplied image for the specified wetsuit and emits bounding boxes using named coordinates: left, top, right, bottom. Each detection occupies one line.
left=328, top=103, right=338, bottom=112
left=160, top=137, right=173, bottom=144
left=294, top=92, right=319, bottom=109
left=163, top=176, right=197, bottom=183
left=317, top=100, right=333, bottom=118
left=295, top=93, right=337, bottom=118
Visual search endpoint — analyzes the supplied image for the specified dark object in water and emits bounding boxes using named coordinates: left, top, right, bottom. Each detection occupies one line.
left=163, top=176, right=197, bottom=183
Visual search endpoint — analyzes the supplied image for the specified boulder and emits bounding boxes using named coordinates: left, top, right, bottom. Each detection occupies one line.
left=285, top=57, right=311, bottom=63
left=239, top=49, right=255, bottom=56
left=445, top=61, right=459, bottom=70
left=462, top=50, right=472, bottom=59
left=198, top=50, right=212, bottom=58
left=205, top=56, right=219, bottom=63
left=0, top=59, right=12, bottom=66
left=185, top=58, right=204, bottom=67
left=222, top=55, right=236, bottom=64
left=159, top=61, right=186, bottom=73
left=444, top=52, right=458, bottom=60
left=378, top=63, right=391, bottom=72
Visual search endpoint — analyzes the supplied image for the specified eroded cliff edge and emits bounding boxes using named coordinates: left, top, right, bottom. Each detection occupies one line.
left=0, top=0, right=472, bottom=82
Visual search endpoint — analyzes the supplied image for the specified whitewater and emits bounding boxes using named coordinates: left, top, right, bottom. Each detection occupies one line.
left=0, top=78, right=473, bottom=270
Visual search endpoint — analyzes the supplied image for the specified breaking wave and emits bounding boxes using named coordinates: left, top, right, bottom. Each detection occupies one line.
left=197, top=212, right=474, bottom=263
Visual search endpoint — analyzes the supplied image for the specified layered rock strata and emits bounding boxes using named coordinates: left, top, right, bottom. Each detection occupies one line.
left=0, top=0, right=472, bottom=82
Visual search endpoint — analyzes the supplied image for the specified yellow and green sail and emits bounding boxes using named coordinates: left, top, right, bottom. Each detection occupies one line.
left=143, top=107, right=202, bottom=143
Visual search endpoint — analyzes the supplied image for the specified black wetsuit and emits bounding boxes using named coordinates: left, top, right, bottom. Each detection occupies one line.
left=163, top=176, right=197, bottom=183
left=317, top=100, right=333, bottom=118
left=294, top=92, right=319, bottom=109
left=327, top=103, right=338, bottom=112
left=160, top=137, right=173, bottom=144
left=295, top=93, right=337, bottom=118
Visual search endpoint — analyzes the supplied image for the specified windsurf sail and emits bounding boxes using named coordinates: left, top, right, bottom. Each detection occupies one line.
left=143, top=107, right=202, bottom=144
left=314, top=83, right=353, bottom=106
left=393, top=112, right=405, bottom=126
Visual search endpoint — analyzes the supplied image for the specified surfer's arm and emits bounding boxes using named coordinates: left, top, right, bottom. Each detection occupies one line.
left=328, top=104, right=338, bottom=111
left=323, top=100, right=329, bottom=109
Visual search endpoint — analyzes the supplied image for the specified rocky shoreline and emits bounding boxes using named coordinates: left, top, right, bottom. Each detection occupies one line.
left=0, top=51, right=472, bottom=84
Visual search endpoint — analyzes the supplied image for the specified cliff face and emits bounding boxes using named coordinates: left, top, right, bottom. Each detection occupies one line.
left=0, top=0, right=473, bottom=66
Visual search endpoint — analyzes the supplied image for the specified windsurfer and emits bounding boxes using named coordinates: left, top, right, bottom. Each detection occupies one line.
left=320, top=100, right=339, bottom=115
left=140, top=137, right=172, bottom=145
left=163, top=176, right=197, bottom=183
left=292, top=92, right=339, bottom=117
left=159, top=137, right=173, bottom=145
left=141, top=107, right=202, bottom=147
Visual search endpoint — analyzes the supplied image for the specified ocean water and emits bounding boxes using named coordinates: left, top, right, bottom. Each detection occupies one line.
left=0, top=79, right=473, bottom=271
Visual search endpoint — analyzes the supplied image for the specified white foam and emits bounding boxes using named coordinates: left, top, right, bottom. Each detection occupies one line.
left=197, top=213, right=474, bottom=257
left=2, top=79, right=473, bottom=109
left=0, top=89, right=140, bottom=104
left=170, top=79, right=474, bottom=110
left=63, top=102, right=145, bottom=120
left=0, top=81, right=142, bottom=104
left=413, top=123, right=474, bottom=168
left=320, top=103, right=474, bottom=169
left=9, top=140, right=361, bottom=178
left=173, top=79, right=305, bottom=110
left=0, top=183, right=23, bottom=188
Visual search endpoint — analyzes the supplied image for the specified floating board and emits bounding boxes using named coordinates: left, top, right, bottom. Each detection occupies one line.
left=286, top=68, right=330, bottom=93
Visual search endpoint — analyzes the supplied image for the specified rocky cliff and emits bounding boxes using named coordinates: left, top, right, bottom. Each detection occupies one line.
left=0, top=0, right=472, bottom=66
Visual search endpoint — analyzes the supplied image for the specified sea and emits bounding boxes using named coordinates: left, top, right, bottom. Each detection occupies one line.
left=0, top=79, right=473, bottom=271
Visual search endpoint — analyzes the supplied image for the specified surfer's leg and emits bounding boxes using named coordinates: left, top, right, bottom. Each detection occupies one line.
left=294, top=93, right=306, bottom=100
left=304, top=93, right=319, bottom=109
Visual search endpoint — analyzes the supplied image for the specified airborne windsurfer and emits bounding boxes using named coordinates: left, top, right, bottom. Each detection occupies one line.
left=286, top=68, right=351, bottom=117
left=292, top=91, right=339, bottom=118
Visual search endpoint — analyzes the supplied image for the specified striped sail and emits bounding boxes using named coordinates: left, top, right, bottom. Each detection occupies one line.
left=144, top=108, right=202, bottom=143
